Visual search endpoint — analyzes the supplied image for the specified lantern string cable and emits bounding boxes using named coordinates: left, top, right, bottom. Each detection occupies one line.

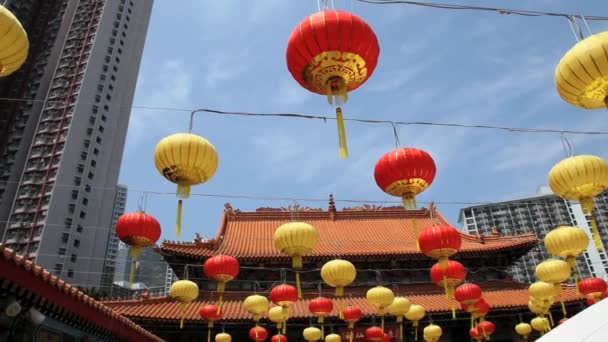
left=560, top=132, right=574, bottom=157
left=1, top=97, right=608, bottom=136
left=354, top=0, right=608, bottom=21
left=0, top=178, right=594, bottom=207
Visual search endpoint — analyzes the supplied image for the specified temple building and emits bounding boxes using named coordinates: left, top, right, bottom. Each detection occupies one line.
left=102, top=197, right=586, bottom=341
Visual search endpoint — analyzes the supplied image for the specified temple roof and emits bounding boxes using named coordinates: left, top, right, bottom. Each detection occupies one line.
left=102, top=281, right=582, bottom=322
left=160, top=199, right=538, bottom=262
left=0, top=245, right=162, bottom=342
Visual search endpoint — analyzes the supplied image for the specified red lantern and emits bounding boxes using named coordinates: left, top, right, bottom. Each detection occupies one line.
left=115, top=211, right=161, bottom=285
left=579, top=277, right=608, bottom=301
left=472, top=299, right=490, bottom=320
left=249, top=326, right=269, bottom=341
left=469, top=327, right=483, bottom=341
left=430, top=260, right=466, bottom=296
left=286, top=9, right=380, bottom=159
left=381, top=333, right=391, bottom=342
left=271, top=335, right=287, bottom=342
left=418, top=225, right=462, bottom=269
left=309, top=296, right=334, bottom=324
left=587, top=296, right=597, bottom=305
left=203, top=254, right=240, bottom=309
left=115, top=211, right=161, bottom=257
left=455, top=284, right=483, bottom=306
left=199, top=304, right=222, bottom=342
left=365, top=326, right=385, bottom=341
left=270, top=284, right=298, bottom=315
left=477, top=321, right=495, bottom=338
left=342, top=305, right=362, bottom=342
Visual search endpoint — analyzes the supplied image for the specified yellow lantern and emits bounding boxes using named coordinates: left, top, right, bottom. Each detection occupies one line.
left=388, top=297, right=411, bottom=341
left=555, top=31, right=608, bottom=109
left=366, top=286, right=394, bottom=330
left=544, top=225, right=589, bottom=267
left=529, top=281, right=555, bottom=302
left=0, top=5, right=29, bottom=77
left=405, top=304, right=426, bottom=340
left=154, top=133, right=219, bottom=236
left=321, top=259, right=357, bottom=297
left=549, top=155, right=608, bottom=250
left=169, top=280, right=199, bottom=329
left=528, top=301, right=548, bottom=316
left=423, top=324, right=442, bottom=342
left=268, top=306, right=289, bottom=334
left=274, top=221, right=319, bottom=297
left=515, top=322, right=532, bottom=340
left=325, top=334, right=341, bottom=342
left=531, top=317, right=551, bottom=334
left=243, top=294, right=269, bottom=323
left=303, top=327, right=322, bottom=342
left=215, top=333, right=231, bottom=342
left=535, top=259, right=571, bottom=284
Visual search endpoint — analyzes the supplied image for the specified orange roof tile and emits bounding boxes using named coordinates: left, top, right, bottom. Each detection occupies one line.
left=161, top=203, right=537, bottom=261
left=102, top=281, right=583, bottom=322
left=0, top=245, right=163, bottom=342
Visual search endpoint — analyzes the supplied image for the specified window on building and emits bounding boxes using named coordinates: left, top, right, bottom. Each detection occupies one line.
left=61, top=232, right=69, bottom=243
left=71, top=190, right=78, bottom=200
left=87, top=172, right=94, bottom=180
left=54, top=264, right=63, bottom=273
left=96, top=137, right=102, bottom=144
left=73, top=239, right=80, bottom=247
left=67, top=270, right=74, bottom=277
left=74, top=177, right=81, bottom=186
left=92, top=105, right=99, bottom=113
left=98, top=126, right=104, bottom=133
left=93, top=148, right=99, bottom=155
left=85, top=184, right=91, bottom=192
left=68, top=204, right=75, bottom=213
left=79, top=211, right=86, bottom=219
left=90, top=160, right=96, bottom=167
left=82, top=198, right=88, bottom=206
left=95, top=95, right=101, bottom=103
left=101, top=115, right=107, bottom=122
left=76, top=225, right=83, bottom=233
left=58, top=248, right=66, bottom=256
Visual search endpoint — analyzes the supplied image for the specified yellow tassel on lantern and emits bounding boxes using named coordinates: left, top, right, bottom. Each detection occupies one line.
left=128, top=259, right=137, bottom=287
left=336, top=107, right=348, bottom=159
left=179, top=302, right=186, bottom=329
left=176, top=199, right=183, bottom=237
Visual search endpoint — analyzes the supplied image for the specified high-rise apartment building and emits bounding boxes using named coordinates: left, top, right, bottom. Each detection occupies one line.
left=0, top=0, right=153, bottom=288
left=100, top=184, right=127, bottom=291
left=458, top=188, right=608, bottom=283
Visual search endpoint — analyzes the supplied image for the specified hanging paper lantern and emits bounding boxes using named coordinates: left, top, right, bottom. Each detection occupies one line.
left=303, top=327, right=322, bottom=342
left=204, top=254, right=240, bottom=309
left=271, top=335, right=287, bottom=342
left=430, top=260, right=466, bottom=296
left=404, top=304, right=425, bottom=327
left=469, top=327, right=483, bottom=341
left=249, top=326, right=269, bottom=342
left=286, top=9, right=380, bottom=158
left=200, top=304, right=222, bottom=342
left=274, top=221, right=319, bottom=297
left=215, top=333, right=231, bottom=342
left=531, top=317, right=550, bottom=334
left=388, top=297, right=411, bottom=342
left=454, top=283, right=483, bottom=306
left=544, top=225, right=589, bottom=268
left=549, top=155, right=608, bottom=250
left=0, top=5, right=29, bottom=77
left=365, top=326, right=385, bottom=342
left=476, top=321, right=495, bottom=340
left=472, top=299, right=490, bottom=321
left=154, top=133, right=219, bottom=236
left=243, top=294, right=270, bottom=323
left=270, top=284, right=298, bottom=315
left=579, top=277, right=608, bottom=301
left=418, top=225, right=462, bottom=269
left=515, top=322, right=532, bottom=340
left=321, top=259, right=357, bottom=297
left=169, top=280, right=199, bottom=329
left=381, top=334, right=391, bottom=342
left=325, top=334, right=342, bottom=342
left=529, top=281, right=556, bottom=303
left=308, top=296, right=333, bottom=328
left=366, top=286, right=395, bottom=330
left=535, top=259, right=571, bottom=284
left=115, top=211, right=161, bottom=285
left=342, top=305, right=362, bottom=342
left=268, top=306, right=289, bottom=334
left=423, top=324, right=442, bottom=342
left=555, top=31, right=608, bottom=109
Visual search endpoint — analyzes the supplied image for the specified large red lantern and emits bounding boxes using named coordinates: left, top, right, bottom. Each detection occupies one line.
left=309, top=296, right=333, bottom=335
left=286, top=9, right=380, bottom=159
left=342, top=305, right=362, bottom=342
left=578, top=277, right=608, bottom=301
left=249, top=326, right=269, bottom=341
left=418, top=225, right=462, bottom=269
left=477, top=321, right=495, bottom=339
left=270, top=284, right=298, bottom=314
left=374, top=147, right=436, bottom=243
left=203, top=254, right=240, bottom=309
left=365, top=326, right=385, bottom=341
left=115, top=211, right=161, bottom=285
left=455, top=283, right=483, bottom=306
left=199, top=304, right=222, bottom=342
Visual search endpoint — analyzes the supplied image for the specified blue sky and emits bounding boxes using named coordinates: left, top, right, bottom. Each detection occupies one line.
left=118, top=0, right=608, bottom=242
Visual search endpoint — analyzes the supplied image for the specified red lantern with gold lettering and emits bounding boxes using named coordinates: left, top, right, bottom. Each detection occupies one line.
left=286, top=9, right=380, bottom=159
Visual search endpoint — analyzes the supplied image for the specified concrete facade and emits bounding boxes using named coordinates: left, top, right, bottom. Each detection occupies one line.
left=0, top=0, right=153, bottom=288
left=458, top=189, right=608, bottom=283
left=100, top=184, right=127, bottom=292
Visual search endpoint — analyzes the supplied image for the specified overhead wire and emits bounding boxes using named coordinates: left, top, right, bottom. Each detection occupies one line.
left=355, top=0, right=608, bottom=21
